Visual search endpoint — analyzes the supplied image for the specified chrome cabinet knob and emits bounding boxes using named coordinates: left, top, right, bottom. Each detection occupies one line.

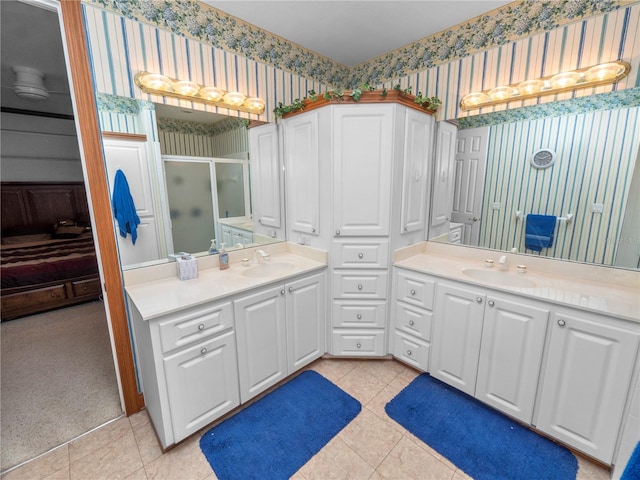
left=356, top=314, right=362, bottom=319
left=356, top=343, right=361, bottom=349
left=476, top=297, right=483, bottom=303
left=259, top=218, right=263, bottom=224
left=409, top=320, right=415, bottom=326
left=198, top=324, right=205, bottom=330
left=488, top=300, right=495, bottom=307
left=357, top=284, right=363, bottom=290
left=200, top=348, right=207, bottom=355
left=311, top=228, right=316, bottom=233
left=404, top=226, right=408, bottom=232
left=358, top=253, right=364, bottom=259
left=289, top=287, right=293, bottom=293
left=410, top=289, right=416, bottom=295
left=335, top=229, right=341, bottom=236
left=557, top=319, right=566, bottom=327
left=280, top=290, right=285, bottom=295
left=407, top=350, right=412, bottom=356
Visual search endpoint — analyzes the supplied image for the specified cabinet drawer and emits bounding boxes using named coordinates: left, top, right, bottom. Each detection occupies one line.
left=158, top=301, right=233, bottom=354
left=395, top=270, right=435, bottom=309
left=331, top=329, right=386, bottom=356
left=72, top=278, right=101, bottom=298
left=393, top=331, right=430, bottom=372
left=333, top=240, right=389, bottom=269
left=2, top=284, right=68, bottom=310
left=333, top=271, right=388, bottom=299
left=394, top=302, right=433, bottom=341
left=333, top=300, right=386, bottom=328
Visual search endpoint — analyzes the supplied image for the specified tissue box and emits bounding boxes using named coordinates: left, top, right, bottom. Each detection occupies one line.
left=176, top=255, right=198, bottom=280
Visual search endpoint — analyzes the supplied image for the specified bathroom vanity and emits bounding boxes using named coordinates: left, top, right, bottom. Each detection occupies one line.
left=390, top=241, right=640, bottom=465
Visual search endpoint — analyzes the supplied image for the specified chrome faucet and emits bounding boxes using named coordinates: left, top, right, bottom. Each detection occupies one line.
left=254, top=249, right=270, bottom=264
left=498, top=255, right=508, bottom=270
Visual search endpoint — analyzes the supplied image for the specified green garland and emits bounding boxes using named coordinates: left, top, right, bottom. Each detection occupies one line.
left=273, top=84, right=441, bottom=118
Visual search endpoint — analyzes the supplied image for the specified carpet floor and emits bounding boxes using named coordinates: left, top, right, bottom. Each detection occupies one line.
left=1, top=301, right=123, bottom=472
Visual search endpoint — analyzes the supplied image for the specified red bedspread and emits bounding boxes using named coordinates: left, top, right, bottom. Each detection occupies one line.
left=1, top=234, right=99, bottom=289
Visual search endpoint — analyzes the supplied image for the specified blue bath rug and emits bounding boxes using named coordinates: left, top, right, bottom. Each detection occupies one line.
left=200, top=370, right=361, bottom=480
left=622, top=441, right=640, bottom=480
left=385, top=373, right=578, bottom=480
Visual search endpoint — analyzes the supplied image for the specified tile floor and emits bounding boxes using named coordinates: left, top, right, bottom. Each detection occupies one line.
left=1, top=358, right=611, bottom=480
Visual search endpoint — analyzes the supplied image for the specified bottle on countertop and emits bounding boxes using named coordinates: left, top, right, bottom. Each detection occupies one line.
left=209, top=239, right=218, bottom=255
left=219, top=243, right=229, bottom=270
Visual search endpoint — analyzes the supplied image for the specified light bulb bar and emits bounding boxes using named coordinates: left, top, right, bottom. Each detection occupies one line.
left=460, top=60, right=630, bottom=111
left=134, top=72, right=265, bottom=114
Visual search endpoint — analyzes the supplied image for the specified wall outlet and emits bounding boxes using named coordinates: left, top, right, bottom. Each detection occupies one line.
left=592, top=203, right=604, bottom=213
left=492, top=202, right=501, bottom=210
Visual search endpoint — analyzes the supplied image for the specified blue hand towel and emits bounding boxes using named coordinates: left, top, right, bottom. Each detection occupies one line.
left=525, top=214, right=556, bottom=251
left=111, top=169, right=140, bottom=244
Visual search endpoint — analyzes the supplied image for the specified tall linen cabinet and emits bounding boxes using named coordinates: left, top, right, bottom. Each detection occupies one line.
left=281, top=100, right=435, bottom=356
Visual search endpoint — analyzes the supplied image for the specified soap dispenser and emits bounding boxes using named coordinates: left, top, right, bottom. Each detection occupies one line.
left=219, top=243, right=229, bottom=270
left=209, top=239, right=218, bottom=255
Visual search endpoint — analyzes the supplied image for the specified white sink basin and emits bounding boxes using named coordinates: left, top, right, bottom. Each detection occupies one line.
left=241, top=262, right=295, bottom=278
left=462, top=268, right=536, bottom=288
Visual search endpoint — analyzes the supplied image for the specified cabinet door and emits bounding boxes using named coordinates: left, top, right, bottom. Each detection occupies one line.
left=249, top=123, right=282, bottom=228
left=221, top=226, right=233, bottom=247
left=536, top=310, right=639, bottom=463
left=400, top=108, right=433, bottom=234
left=475, top=296, right=549, bottom=423
left=284, top=112, right=320, bottom=235
left=286, top=273, right=326, bottom=372
left=431, top=282, right=485, bottom=395
left=430, top=121, right=457, bottom=235
left=234, top=285, right=287, bottom=403
left=164, top=330, right=239, bottom=443
left=333, top=105, right=392, bottom=237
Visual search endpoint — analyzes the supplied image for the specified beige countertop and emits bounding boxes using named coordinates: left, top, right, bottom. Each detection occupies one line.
left=125, top=243, right=327, bottom=320
left=394, top=242, right=640, bottom=322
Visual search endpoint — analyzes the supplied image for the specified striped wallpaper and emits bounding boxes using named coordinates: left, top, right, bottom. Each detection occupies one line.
left=158, top=125, right=248, bottom=158
left=478, top=106, right=640, bottom=266
left=83, top=3, right=640, bottom=122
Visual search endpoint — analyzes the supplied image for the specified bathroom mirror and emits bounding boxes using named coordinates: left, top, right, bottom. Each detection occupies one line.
left=99, top=99, right=283, bottom=269
left=434, top=105, right=640, bottom=270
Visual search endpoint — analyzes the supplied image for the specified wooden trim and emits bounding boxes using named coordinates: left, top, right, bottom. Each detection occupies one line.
left=60, top=1, right=141, bottom=415
left=102, top=132, right=147, bottom=141
left=281, top=90, right=436, bottom=118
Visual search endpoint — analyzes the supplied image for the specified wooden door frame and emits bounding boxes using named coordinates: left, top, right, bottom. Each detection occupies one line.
left=60, top=1, right=142, bottom=415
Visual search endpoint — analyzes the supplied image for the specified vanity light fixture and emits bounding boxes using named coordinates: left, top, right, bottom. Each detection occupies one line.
left=460, top=60, right=630, bottom=111
left=134, top=72, right=265, bottom=114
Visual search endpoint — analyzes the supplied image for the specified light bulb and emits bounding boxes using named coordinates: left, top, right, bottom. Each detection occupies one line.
left=244, top=97, right=265, bottom=111
left=488, top=86, right=516, bottom=101
left=173, top=80, right=200, bottom=96
left=140, top=73, right=172, bottom=91
left=461, top=92, right=489, bottom=108
left=549, top=71, right=581, bottom=89
left=223, top=92, right=246, bottom=106
left=200, top=86, right=225, bottom=101
left=584, top=62, right=626, bottom=82
left=517, top=79, right=545, bottom=95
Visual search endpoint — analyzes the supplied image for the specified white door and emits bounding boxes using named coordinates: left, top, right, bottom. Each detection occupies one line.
left=286, top=273, right=326, bottom=372
left=163, top=330, right=239, bottom=442
left=431, top=282, right=485, bottom=395
left=333, top=105, right=393, bottom=237
left=475, top=296, right=549, bottom=423
left=103, top=137, right=161, bottom=265
left=450, top=127, right=489, bottom=246
left=234, top=285, right=287, bottom=403
left=429, top=121, right=457, bottom=239
left=536, top=310, right=639, bottom=463
left=284, top=111, right=320, bottom=235
left=249, top=123, right=282, bottom=231
left=400, top=108, right=434, bottom=234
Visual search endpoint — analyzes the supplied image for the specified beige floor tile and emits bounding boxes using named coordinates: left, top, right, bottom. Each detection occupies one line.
left=376, top=436, right=456, bottom=480
left=335, top=368, right=387, bottom=406
left=297, top=436, right=375, bottom=480
left=127, top=410, right=151, bottom=431
left=130, top=413, right=163, bottom=465
left=576, top=455, right=611, bottom=479
left=68, top=417, right=132, bottom=463
left=308, top=358, right=359, bottom=382
left=351, top=359, right=407, bottom=385
left=1, top=446, right=69, bottom=480
left=124, top=468, right=148, bottom=480
left=201, top=473, right=219, bottom=480
left=339, top=409, right=403, bottom=468
left=69, top=429, right=142, bottom=480
left=43, top=467, right=70, bottom=480
left=366, top=384, right=409, bottom=432
left=403, top=432, right=458, bottom=471
left=143, top=435, right=211, bottom=480
left=368, top=471, right=387, bottom=480
left=452, top=470, right=473, bottom=480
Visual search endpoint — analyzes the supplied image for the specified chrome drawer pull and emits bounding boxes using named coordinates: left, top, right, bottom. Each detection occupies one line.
left=358, top=253, right=364, bottom=259
left=289, top=287, right=294, bottom=293
left=335, top=229, right=341, bottom=236
left=200, top=348, right=207, bottom=355
left=407, top=350, right=412, bottom=356
left=357, top=284, right=363, bottom=290
left=557, top=319, right=566, bottom=327
left=280, top=290, right=285, bottom=295
left=488, top=300, right=495, bottom=307
left=356, top=314, right=362, bottom=319
left=476, top=297, right=483, bottom=303
left=356, top=343, right=361, bottom=349
left=409, top=320, right=415, bottom=326
left=198, top=324, right=205, bottom=330
left=410, top=289, right=416, bottom=295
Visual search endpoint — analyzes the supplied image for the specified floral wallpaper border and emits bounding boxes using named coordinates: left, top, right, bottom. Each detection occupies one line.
left=87, top=0, right=635, bottom=89
left=457, top=87, right=640, bottom=129
left=96, top=92, right=140, bottom=114
left=157, top=116, right=248, bottom=136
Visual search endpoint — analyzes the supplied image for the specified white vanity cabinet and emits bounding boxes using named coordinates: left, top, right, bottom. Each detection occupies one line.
left=535, top=308, right=639, bottom=463
left=430, top=280, right=549, bottom=423
left=391, top=268, right=436, bottom=371
left=128, top=300, right=239, bottom=448
left=220, top=224, right=253, bottom=246
left=234, top=271, right=326, bottom=402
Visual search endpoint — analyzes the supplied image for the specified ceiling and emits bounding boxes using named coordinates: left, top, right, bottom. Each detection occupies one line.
left=203, top=1, right=512, bottom=66
left=0, top=0, right=511, bottom=118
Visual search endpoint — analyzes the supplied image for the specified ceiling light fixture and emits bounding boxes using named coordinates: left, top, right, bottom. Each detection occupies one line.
left=134, top=72, right=265, bottom=114
left=460, top=60, right=630, bottom=111
left=12, top=66, right=49, bottom=102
